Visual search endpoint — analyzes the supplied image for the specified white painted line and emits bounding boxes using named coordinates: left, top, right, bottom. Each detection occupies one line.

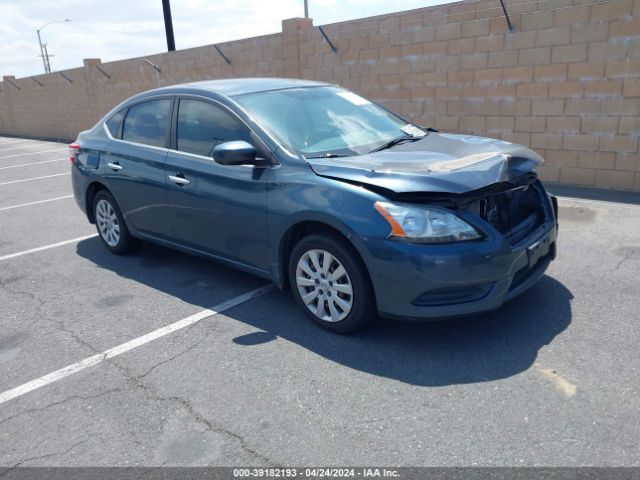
left=558, top=196, right=640, bottom=211
left=0, top=143, right=56, bottom=151
left=0, top=233, right=98, bottom=262
left=0, top=284, right=274, bottom=406
left=0, top=172, right=70, bottom=186
left=0, top=137, right=50, bottom=142
left=0, top=139, right=42, bottom=147
left=0, top=195, right=74, bottom=212
left=0, top=158, right=67, bottom=170
left=0, top=149, right=67, bottom=159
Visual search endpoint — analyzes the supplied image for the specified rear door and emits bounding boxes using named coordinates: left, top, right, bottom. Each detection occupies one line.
left=102, top=97, right=173, bottom=239
left=164, top=97, right=271, bottom=272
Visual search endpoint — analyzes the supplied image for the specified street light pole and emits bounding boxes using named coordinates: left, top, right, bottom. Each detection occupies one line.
left=162, top=0, right=176, bottom=52
left=304, top=0, right=309, bottom=18
left=36, top=29, right=48, bottom=73
left=36, top=19, right=71, bottom=74
left=43, top=44, right=52, bottom=73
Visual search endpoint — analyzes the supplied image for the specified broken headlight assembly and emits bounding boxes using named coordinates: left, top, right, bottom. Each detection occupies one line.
left=374, top=201, right=482, bottom=243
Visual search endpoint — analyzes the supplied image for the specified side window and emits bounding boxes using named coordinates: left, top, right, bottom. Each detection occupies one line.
left=122, top=99, right=171, bottom=148
left=105, top=108, right=125, bottom=138
left=176, top=99, right=251, bottom=157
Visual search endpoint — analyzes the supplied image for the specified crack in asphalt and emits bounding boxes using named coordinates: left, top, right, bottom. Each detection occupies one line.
left=109, top=358, right=277, bottom=466
left=0, top=285, right=45, bottom=310
left=134, top=326, right=212, bottom=381
left=0, top=440, right=88, bottom=473
left=0, top=388, right=124, bottom=428
left=1, top=269, right=273, bottom=465
left=156, top=393, right=276, bottom=466
left=0, top=282, right=47, bottom=330
left=614, top=249, right=635, bottom=271
left=1, top=314, right=276, bottom=466
left=0, top=276, right=93, bottom=338
left=0, top=464, right=19, bottom=479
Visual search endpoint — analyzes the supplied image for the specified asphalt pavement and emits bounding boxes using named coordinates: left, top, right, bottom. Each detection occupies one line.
left=0, top=136, right=638, bottom=467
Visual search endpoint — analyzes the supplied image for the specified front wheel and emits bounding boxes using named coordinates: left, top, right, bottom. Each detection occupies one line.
left=93, top=190, right=139, bottom=254
left=289, top=232, right=376, bottom=333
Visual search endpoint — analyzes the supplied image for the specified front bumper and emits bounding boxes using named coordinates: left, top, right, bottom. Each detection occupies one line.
left=363, top=196, right=558, bottom=321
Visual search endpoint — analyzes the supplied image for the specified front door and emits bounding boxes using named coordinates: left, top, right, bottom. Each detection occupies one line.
left=164, top=98, right=271, bottom=272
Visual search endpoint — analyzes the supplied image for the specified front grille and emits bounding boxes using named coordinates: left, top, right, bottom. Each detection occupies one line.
left=463, top=180, right=545, bottom=245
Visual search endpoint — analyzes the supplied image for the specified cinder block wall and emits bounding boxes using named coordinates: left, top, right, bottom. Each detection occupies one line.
left=0, top=32, right=284, bottom=141
left=1, top=0, right=639, bottom=190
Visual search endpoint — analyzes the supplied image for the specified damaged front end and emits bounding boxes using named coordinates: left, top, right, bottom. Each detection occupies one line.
left=306, top=134, right=558, bottom=247
left=302, top=133, right=559, bottom=320
left=381, top=173, right=558, bottom=314
left=393, top=172, right=558, bottom=247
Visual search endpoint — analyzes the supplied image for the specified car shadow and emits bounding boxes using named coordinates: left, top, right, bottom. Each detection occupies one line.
left=76, top=237, right=573, bottom=387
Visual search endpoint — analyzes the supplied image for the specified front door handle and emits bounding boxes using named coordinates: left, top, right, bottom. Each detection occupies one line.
left=169, top=174, right=190, bottom=186
left=107, top=162, right=123, bottom=171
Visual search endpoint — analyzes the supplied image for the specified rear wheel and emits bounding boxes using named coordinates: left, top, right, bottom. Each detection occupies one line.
left=93, top=190, right=138, bottom=254
left=289, top=232, right=375, bottom=333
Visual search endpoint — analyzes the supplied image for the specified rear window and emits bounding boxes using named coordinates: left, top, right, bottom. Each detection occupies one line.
left=122, top=99, right=171, bottom=148
left=105, top=109, right=125, bottom=138
left=176, top=99, right=251, bottom=156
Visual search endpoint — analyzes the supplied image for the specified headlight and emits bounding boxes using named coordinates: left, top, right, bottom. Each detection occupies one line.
left=374, top=201, right=481, bottom=243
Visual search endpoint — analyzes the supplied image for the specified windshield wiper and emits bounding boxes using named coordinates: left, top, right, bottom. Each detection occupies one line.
left=305, top=152, right=350, bottom=159
left=369, top=136, right=422, bottom=153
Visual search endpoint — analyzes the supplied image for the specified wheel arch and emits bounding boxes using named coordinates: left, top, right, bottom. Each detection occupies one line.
left=277, top=219, right=375, bottom=302
left=85, top=181, right=110, bottom=224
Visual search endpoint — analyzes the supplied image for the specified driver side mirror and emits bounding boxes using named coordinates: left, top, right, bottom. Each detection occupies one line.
left=213, top=140, right=258, bottom=166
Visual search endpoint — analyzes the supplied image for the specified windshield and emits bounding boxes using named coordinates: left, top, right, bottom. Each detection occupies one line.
left=235, top=86, right=425, bottom=157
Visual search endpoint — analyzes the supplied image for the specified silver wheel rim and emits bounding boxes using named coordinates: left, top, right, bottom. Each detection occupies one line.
left=96, top=199, right=120, bottom=247
left=295, top=249, right=353, bottom=323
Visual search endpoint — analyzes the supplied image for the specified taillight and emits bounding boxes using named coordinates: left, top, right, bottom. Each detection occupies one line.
left=69, top=143, right=80, bottom=163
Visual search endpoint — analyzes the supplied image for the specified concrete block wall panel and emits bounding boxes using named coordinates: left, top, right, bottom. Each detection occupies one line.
left=0, top=0, right=638, bottom=190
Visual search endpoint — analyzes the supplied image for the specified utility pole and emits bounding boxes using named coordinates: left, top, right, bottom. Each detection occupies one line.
left=162, top=0, right=176, bottom=51
left=43, top=44, right=52, bottom=73
left=36, top=19, right=70, bottom=74
left=36, top=29, right=48, bottom=73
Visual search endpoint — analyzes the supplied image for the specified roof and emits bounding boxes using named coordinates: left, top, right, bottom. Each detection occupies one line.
left=181, top=77, right=330, bottom=96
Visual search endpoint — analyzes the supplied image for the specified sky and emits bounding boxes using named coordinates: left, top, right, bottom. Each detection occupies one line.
left=0, top=0, right=457, bottom=79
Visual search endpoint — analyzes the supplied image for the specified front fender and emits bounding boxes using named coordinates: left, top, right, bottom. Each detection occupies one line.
left=266, top=172, right=387, bottom=288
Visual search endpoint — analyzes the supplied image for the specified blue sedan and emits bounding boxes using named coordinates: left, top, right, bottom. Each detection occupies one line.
left=71, top=78, right=558, bottom=333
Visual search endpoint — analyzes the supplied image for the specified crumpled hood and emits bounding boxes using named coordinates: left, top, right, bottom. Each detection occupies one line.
left=306, top=133, right=544, bottom=194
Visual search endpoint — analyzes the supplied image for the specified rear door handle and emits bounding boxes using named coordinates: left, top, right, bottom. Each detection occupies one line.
left=169, top=174, right=190, bottom=186
left=107, top=162, right=123, bottom=171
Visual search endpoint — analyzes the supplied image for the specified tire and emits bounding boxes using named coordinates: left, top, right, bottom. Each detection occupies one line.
left=93, top=190, right=139, bottom=254
left=288, top=232, right=376, bottom=333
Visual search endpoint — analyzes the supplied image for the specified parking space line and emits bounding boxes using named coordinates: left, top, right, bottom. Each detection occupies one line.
left=0, top=137, right=47, bottom=142
left=0, top=143, right=57, bottom=151
left=0, top=172, right=70, bottom=186
left=0, top=149, right=67, bottom=159
left=0, top=195, right=74, bottom=212
left=558, top=196, right=640, bottom=211
left=0, top=140, right=43, bottom=147
left=0, top=233, right=98, bottom=262
left=0, top=158, right=67, bottom=170
left=0, top=284, right=274, bottom=406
